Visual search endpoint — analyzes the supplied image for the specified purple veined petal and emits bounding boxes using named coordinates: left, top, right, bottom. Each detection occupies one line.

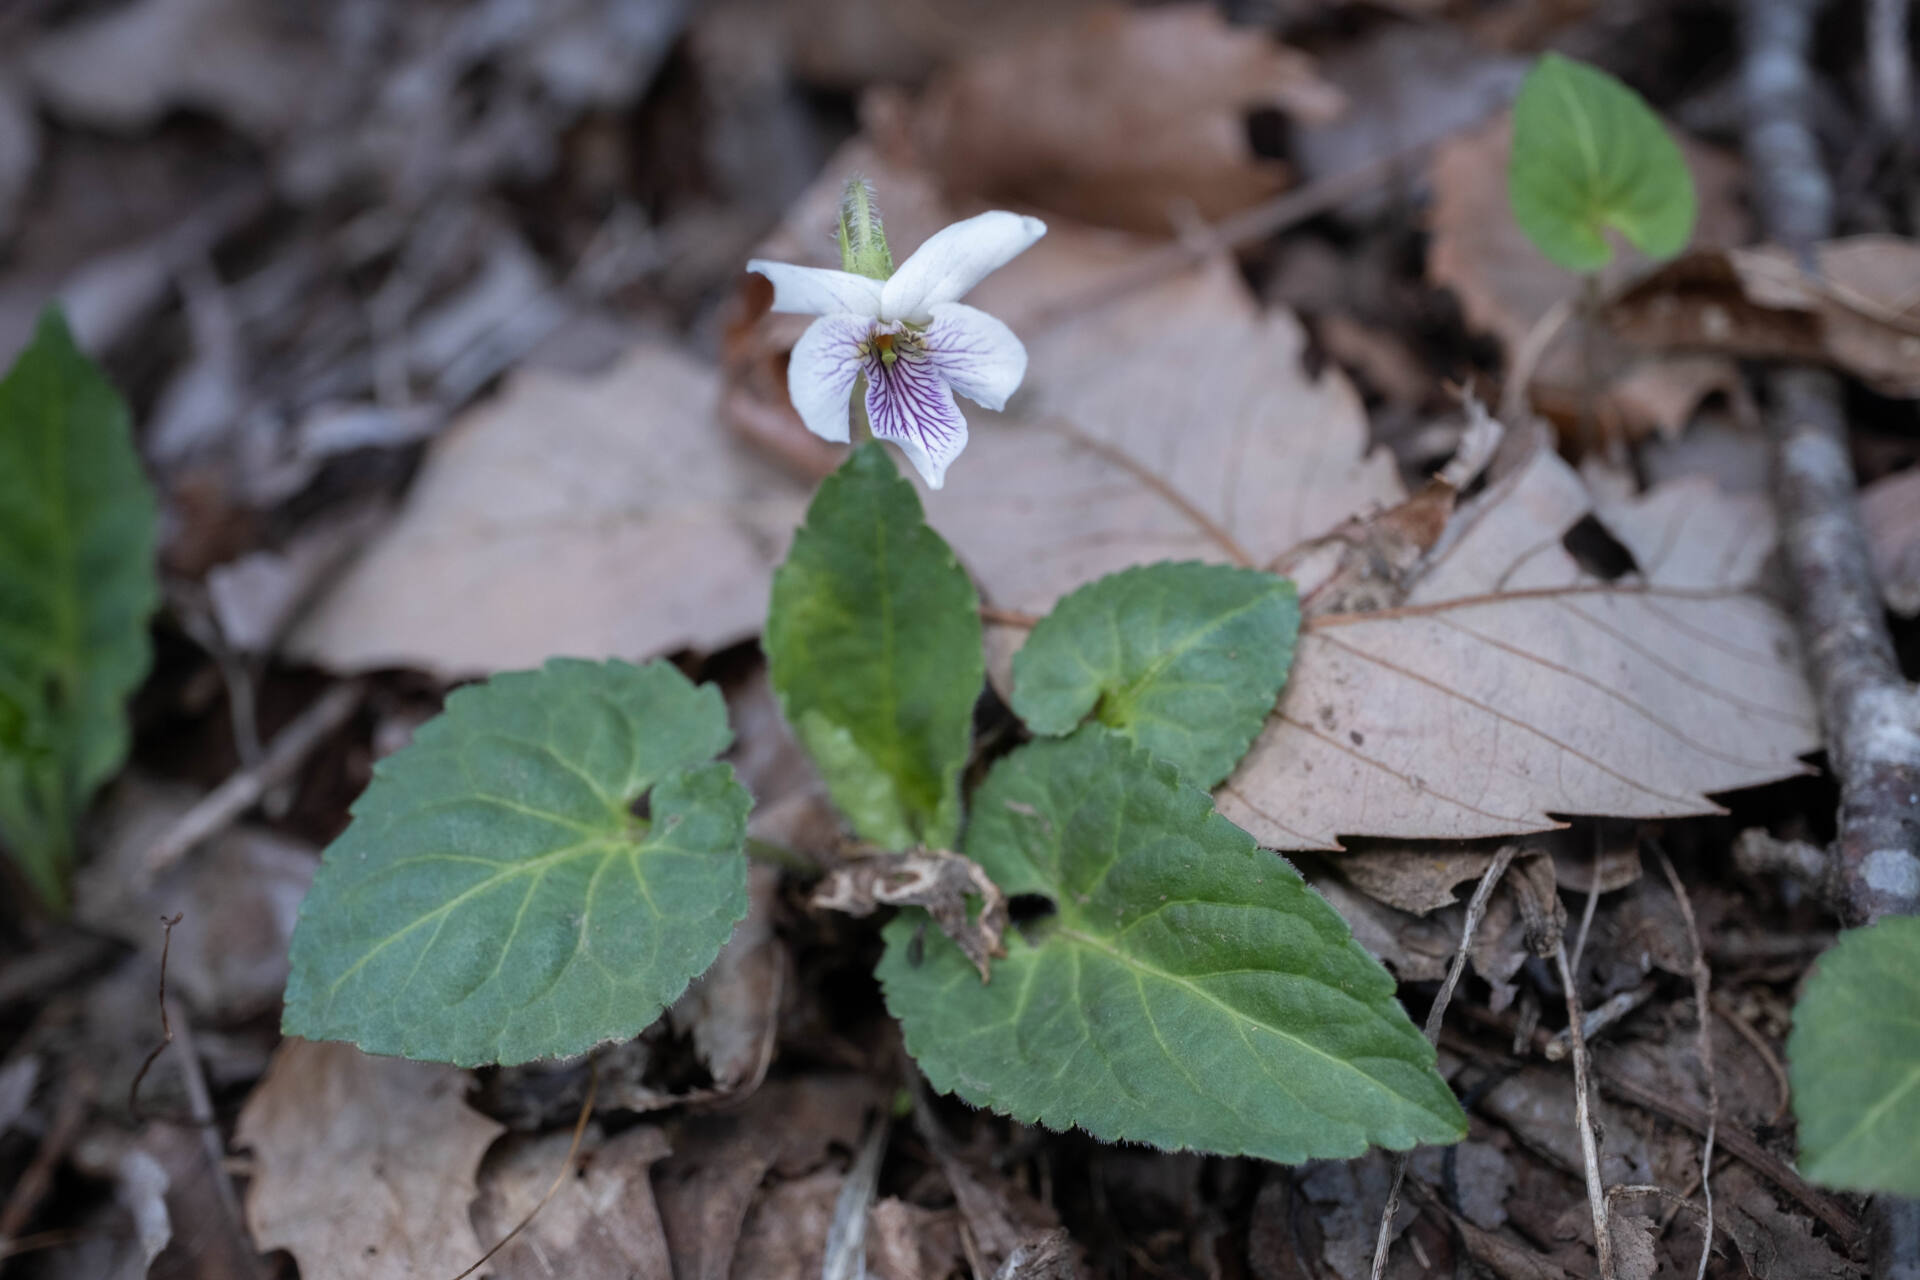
left=879, top=212, right=1047, bottom=324
left=746, top=260, right=884, bottom=318
left=864, top=350, right=969, bottom=490
left=923, top=302, right=1029, bottom=412
left=787, top=314, right=871, bottom=444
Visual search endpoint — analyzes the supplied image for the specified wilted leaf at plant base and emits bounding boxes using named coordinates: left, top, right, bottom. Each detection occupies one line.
left=283, top=658, right=750, bottom=1067
left=904, top=5, right=1342, bottom=233
left=1789, top=916, right=1920, bottom=1197
left=1429, top=111, right=1745, bottom=439
left=1011, top=562, right=1299, bottom=787
left=1508, top=54, right=1695, bottom=272
left=766, top=444, right=981, bottom=851
left=879, top=728, right=1466, bottom=1163
left=0, top=309, right=159, bottom=910
left=1608, top=236, right=1920, bottom=400
left=237, top=1038, right=505, bottom=1280
left=290, top=344, right=808, bottom=679
left=1216, top=442, right=1820, bottom=849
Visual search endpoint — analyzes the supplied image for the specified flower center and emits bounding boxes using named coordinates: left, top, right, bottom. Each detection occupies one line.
left=863, top=324, right=921, bottom=370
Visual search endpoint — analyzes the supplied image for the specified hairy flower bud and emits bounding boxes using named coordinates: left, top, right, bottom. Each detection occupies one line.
left=837, top=177, right=894, bottom=281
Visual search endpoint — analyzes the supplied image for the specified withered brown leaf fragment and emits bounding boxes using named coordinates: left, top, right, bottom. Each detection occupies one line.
left=813, top=849, right=1009, bottom=981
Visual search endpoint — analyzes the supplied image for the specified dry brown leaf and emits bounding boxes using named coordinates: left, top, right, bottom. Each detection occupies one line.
left=290, top=343, right=808, bottom=678
left=1862, top=467, right=1920, bottom=616
left=905, top=5, right=1344, bottom=233
left=471, top=1124, right=674, bottom=1280
left=1428, top=112, right=1748, bottom=440
left=813, top=849, right=1008, bottom=980
left=654, top=1075, right=881, bottom=1280
left=1215, top=443, right=1820, bottom=849
left=668, top=864, right=784, bottom=1094
left=1609, top=236, right=1920, bottom=398
left=236, top=1038, right=503, bottom=1280
left=1334, top=845, right=1503, bottom=915
left=946, top=253, right=1402, bottom=664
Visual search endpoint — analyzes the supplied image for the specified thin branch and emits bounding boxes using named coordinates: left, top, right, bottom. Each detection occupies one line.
left=1370, top=846, right=1518, bottom=1280
left=1653, top=845, right=1717, bottom=1280
left=1740, top=0, right=1920, bottom=928
left=140, top=682, right=363, bottom=881
left=1553, top=939, right=1615, bottom=1280
left=128, top=913, right=185, bottom=1123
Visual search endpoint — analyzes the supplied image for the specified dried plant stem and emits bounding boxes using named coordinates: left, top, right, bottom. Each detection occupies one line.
left=449, top=1060, right=599, bottom=1280
left=1369, top=845, right=1518, bottom=1280
left=1553, top=939, right=1615, bottom=1280
left=1653, top=846, right=1716, bottom=1280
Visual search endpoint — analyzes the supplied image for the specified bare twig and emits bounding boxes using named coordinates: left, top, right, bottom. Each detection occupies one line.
left=1552, top=939, right=1615, bottom=1280
left=1542, top=980, right=1658, bottom=1061
left=1027, top=138, right=1450, bottom=333
left=1740, top=0, right=1920, bottom=928
left=1653, top=845, right=1716, bottom=1280
left=1711, top=995, right=1791, bottom=1125
left=128, top=914, right=185, bottom=1124
left=0, top=1066, right=92, bottom=1244
left=1370, top=846, right=1518, bottom=1280
left=140, top=682, right=363, bottom=881
left=1567, top=828, right=1606, bottom=978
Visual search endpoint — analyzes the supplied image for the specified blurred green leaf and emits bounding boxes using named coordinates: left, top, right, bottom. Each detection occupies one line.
left=1508, top=53, right=1696, bottom=272
left=0, top=309, right=158, bottom=911
left=1789, top=915, right=1920, bottom=1196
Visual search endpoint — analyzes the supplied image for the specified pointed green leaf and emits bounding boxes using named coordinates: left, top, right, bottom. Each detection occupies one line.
left=879, top=728, right=1466, bottom=1162
left=283, top=658, right=750, bottom=1067
left=1789, top=916, right=1920, bottom=1196
left=0, top=309, right=159, bottom=910
left=766, top=443, right=980, bottom=849
left=1508, top=53, right=1696, bottom=272
left=1011, top=562, right=1298, bottom=787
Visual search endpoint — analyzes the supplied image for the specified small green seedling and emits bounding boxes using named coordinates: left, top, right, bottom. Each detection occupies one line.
left=1789, top=916, right=1920, bottom=1197
left=0, top=310, right=159, bottom=912
left=283, top=186, right=1468, bottom=1164
left=1508, top=52, right=1697, bottom=272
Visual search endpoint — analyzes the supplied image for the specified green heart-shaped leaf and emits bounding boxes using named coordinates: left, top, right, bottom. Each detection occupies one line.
left=766, top=442, right=981, bottom=850
left=1789, top=916, right=1920, bottom=1196
left=879, top=727, right=1466, bottom=1161
left=1508, top=52, right=1696, bottom=272
left=283, top=658, right=750, bottom=1067
left=0, top=309, right=159, bottom=911
left=1011, top=562, right=1298, bottom=787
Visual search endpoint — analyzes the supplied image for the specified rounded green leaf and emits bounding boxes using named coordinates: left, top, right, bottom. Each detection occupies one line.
left=1011, top=562, right=1298, bottom=787
left=1508, top=53, right=1696, bottom=272
left=0, top=308, right=159, bottom=910
left=879, top=728, right=1466, bottom=1162
left=766, top=442, right=981, bottom=850
left=283, top=658, right=750, bottom=1067
left=1789, top=916, right=1920, bottom=1196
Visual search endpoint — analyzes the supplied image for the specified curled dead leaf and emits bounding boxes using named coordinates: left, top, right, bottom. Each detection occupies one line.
left=814, top=849, right=1008, bottom=982
left=1609, top=236, right=1920, bottom=398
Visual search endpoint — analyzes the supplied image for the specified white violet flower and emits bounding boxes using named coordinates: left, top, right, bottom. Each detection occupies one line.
left=748, top=185, right=1045, bottom=489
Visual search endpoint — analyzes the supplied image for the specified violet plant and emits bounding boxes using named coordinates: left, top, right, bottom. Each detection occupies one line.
left=279, top=181, right=1466, bottom=1162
